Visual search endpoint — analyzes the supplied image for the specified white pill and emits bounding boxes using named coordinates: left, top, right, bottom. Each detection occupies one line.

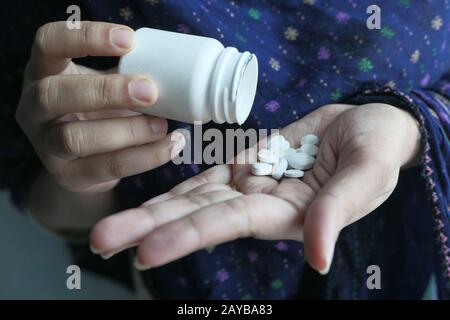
left=257, top=148, right=279, bottom=163
left=286, top=152, right=315, bottom=170
left=283, top=148, right=296, bottom=158
left=267, top=135, right=284, bottom=148
left=281, top=139, right=291, bottom=151
left=251, top=162, right=273, bottom=176
left=268, top=135, right=290, bottom=153
left=301, top=134, right=319, bottom=145
left=284, top=169, right=305, bottom=178
left=271, top=158, right=288, bottom=180
left=298, top=143, right=319, bottom=156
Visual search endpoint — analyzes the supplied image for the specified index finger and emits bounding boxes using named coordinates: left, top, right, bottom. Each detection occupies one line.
left=29, top=21, right=135, bottom=79
left=134, top=193, right=301, bottom=270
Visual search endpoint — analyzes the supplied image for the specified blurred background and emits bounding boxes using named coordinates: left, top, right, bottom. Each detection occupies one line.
left=0, top=191, right=134, bottom=299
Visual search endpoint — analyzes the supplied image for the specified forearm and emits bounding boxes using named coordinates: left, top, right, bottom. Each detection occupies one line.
left=27, top=169, right=118, bottom=240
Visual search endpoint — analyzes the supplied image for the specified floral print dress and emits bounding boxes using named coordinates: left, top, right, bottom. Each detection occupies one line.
left=0, top=0, right=449, bottom=299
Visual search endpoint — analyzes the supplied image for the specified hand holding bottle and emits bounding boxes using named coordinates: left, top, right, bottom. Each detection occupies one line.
left=16, top=21, right=185, bottom=193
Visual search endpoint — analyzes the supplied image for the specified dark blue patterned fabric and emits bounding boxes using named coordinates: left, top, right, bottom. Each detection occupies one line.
left=1, top=0, right=449, bottom=299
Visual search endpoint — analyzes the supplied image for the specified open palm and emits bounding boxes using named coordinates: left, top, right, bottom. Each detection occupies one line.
left=90, top=103, right=421, bottom=273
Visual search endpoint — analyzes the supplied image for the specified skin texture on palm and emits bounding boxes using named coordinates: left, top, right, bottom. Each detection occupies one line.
left=90, top=103, right=422, bottom=274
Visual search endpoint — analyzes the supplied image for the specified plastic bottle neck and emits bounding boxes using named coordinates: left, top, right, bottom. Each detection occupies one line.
left=208, top=47, right=258, bottom=125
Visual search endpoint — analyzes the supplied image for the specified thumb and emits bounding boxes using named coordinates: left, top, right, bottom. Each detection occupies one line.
left=303, top=159, right=397, bottom=275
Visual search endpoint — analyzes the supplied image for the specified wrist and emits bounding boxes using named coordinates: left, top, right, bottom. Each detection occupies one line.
left=397, top=108, right=422, bottom=168
left=27, top=169, right=118, bottom=237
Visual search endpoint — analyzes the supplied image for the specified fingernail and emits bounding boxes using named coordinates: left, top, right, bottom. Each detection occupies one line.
left=150, top=118, right=167, bottom=134
left=318, top=246, right=335, bottom=276
left=90, top=244, right=100, bottom=255
left=129, top=78, right=154, bottom=103
left=110, top=27, right=135, bottom=49
left=101, top=253, right=114, bottom=260
left=134, top=257, right=149, bottom=271
left=171, top=132, right=186, bottom=146
left=318, top=264, right=330, bottom=275
left=100, top=243, right=139, bottom=260
left=170, top=132, right=186, bottom=158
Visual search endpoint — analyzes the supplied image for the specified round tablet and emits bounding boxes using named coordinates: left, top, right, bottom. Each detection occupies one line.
left=267, top=135, right=284, bottom=148
left=271, top=158, right=288, bottom=180
left=284, top=169, right=305, bottom=178
left=251, top=162, right=273, bottom=176
left=268, top=135, right=290, bottom=153
left=257, top=148, right=279, bottom=164
left=301, top=134, right=319, bottom=145
left=298, top=143, right=319, bottom=156
left=286, top=152, right=315, bottom=170
left=283, top=148, right=296, bottom=158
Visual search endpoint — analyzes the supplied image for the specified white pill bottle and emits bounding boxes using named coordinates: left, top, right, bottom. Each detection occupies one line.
left=119, top=28, right=259, bottom=125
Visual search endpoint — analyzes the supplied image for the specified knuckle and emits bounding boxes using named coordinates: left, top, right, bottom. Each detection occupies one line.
left=35, top=77, right=52, bottom=114
left=33, top=23, right=53, bottom=55
left=121, top=117, right=139, bottom=143
left=96, top=76, right=115, bottom=106
left=60, top=123, right=83, bottom=156
left=80, top=21, right=97, bottom=56
left=107, top=154, right=126, bottom=179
